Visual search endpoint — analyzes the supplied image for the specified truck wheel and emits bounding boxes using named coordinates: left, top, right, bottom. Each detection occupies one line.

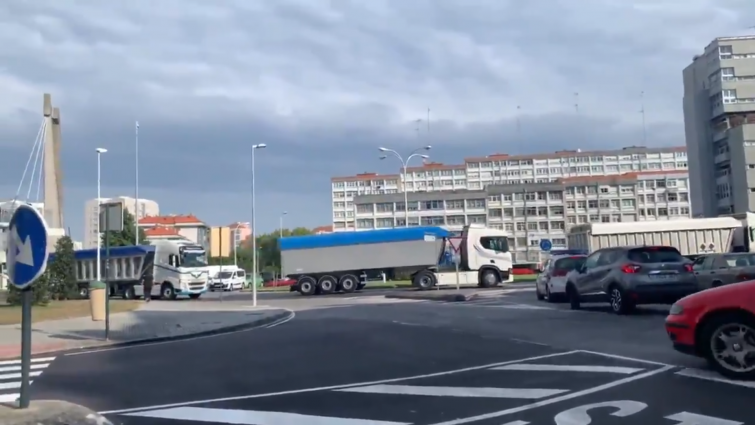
left=318, top=275, right=337, bottom=295
left=413, top=270, right=436, bottom=290
left=123, top=286, right=136, bottom=300
left=161, top=283, right=177, bottom=300
left=480, top=269, right=499, bottom=288
left=339, top=275, right=358, bottom=293
left=298, top=276, right=316, bottom=296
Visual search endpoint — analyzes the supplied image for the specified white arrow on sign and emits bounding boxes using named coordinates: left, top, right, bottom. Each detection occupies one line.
left=12, top=226, right=35, bottom=268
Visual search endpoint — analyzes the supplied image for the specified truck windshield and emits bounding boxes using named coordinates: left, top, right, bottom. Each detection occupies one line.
left=181, top=251, right=208, bottom=267
left=480, top=237, right=509, bottom=253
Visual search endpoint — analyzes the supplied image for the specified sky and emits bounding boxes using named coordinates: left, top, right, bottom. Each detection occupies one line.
left=1, top=0, right=753, bottom=240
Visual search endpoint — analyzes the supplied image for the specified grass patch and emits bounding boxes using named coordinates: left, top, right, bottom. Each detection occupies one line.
left=0, top=299, right=143, bottom=325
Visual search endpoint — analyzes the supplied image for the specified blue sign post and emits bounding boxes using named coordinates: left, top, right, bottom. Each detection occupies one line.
left=539, top=239, right=553, bottom=252
left=6, top=203, right=48, bottom=409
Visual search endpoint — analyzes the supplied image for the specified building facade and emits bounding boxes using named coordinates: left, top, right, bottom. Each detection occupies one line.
left=228, top=222, right=252, bottom=249
left=684, top=35, right=755, bottom=217
left=138, top=214, right=209, bottom=249
left=331, top=146, right=688, bottom=232
left=84, top=197, right=160, bottom=248
left=353, top=170, right=692, bottom=262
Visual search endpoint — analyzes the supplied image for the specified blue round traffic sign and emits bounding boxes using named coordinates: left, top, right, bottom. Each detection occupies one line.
left=7, top=203, right=49, bottom=289
left=539, top=239, right=552, bottom=252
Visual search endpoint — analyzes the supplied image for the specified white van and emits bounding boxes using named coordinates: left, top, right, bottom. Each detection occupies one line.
left=208, top=266, right=246, bottom=291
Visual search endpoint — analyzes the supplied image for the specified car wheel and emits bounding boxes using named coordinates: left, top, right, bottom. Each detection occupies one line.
left=567, top=284, right=581, bottom=310
left=536, top=283, right=545, bottom=300
left=609, top=285, right=634, bottom=315
left=700, top=313, right=755, bottom=380
left=546, top=285, right=557, bottom=303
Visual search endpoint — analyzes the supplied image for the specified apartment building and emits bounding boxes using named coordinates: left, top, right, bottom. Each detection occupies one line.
left=83, top=197, right=160, bottom=248
left=331, top=146, right=688, bottom=231
left=138, top=214, right=209, bottom=249
left=228, top=222, right=252, bottom=248
left=353, top=170, right=691, bottom=262
left=684, top=35, right=755, bottom=217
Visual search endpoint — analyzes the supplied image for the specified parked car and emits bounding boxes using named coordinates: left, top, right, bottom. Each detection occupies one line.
left=263, top=277, right=296, bottom=287
left=665, top=279, right=755, bottom=380
left=535, top=254, right=586, bottom=302
left=692, top=253, right=755, bottom=290
left=565, top=245, right=696, bottom=314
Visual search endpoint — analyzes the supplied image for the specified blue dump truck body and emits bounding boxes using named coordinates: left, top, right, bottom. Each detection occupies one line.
left=280, top=226, right=452, bottom=294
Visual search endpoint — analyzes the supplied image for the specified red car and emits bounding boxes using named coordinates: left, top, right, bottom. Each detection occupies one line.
left=263, top=278, right=296, bottom=287
left=665, top=279, right=755, bottom=380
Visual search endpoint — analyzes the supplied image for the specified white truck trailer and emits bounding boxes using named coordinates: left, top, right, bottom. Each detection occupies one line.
left=566, top=217, right=743, bottom=256
left=279, top=224, right=514, bottom=295
left=58, top=240, right=209, bottom=300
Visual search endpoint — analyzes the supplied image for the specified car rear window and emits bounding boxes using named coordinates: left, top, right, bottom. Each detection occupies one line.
left=554, top=257, right=585, bottom=270
left=627, top=247, right=684, bottom=263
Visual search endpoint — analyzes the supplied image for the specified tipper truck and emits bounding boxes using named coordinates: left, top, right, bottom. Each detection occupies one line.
left=566, top=217, right=743, bottom=256
left=279, top=224, right=514, bottom=295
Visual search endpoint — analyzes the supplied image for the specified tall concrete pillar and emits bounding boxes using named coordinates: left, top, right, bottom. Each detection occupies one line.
left=42, top=94, right=62, bottom=229
left=51, top=107, right=63, bottom=228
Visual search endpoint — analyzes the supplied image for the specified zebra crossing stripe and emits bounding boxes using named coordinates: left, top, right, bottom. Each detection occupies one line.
left=0, top=357, right=55, bottom=403
left=124, top=406, right=409, bottom=425
left=492, top=364, right=644, bottom=374
left=337, top=384, right=567, bottom=399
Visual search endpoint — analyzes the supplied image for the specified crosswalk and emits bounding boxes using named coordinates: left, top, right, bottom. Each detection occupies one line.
left=0, top=356, right=56, bottom=403
left=115, top=350, right=666, bottom=425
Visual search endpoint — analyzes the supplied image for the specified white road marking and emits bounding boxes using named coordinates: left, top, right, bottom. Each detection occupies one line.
left=501, top=421, right=530, bottom=425
left=675, top=368, right=755, bottom=389
left=265, top=310, right=296, bottom=328
left=0, top=371, right=42, bottom=380
left=337, top=384, right=567, bottom=399
left=66, top=309, right=296, bottom=356
left=0, top=363, right=49, bottom=373
left=492, top=364, right=644, bottom=374
left=125, top=406, right=409, bottom=425
left=99, top=350, right=581, bottom=415
left=575, top=350, right=672, bottom=367
left=0, top=357, right=55, bottom=366
left=0, top=380, right=31, bottom=390
left=427, top=365, right=675, bottom=425
left=0, top=394, right=18, bottom=403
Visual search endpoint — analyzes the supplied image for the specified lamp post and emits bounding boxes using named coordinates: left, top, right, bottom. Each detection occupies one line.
left=251, top=143, right=266, bottom=307
left=279, top=211, right=287, bottom=281
left=378, top=145, right=431, bottom=227
left=95, top=148, right=108, bottom=282
left=134, top=121, right=140, bottom=245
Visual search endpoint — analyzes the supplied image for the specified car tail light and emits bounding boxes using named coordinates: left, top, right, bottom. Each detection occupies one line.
left=552, top=269, right=568, bottom=277
left=684, top=264, right=693, bottom=272
left=621, top=264, right=641, bottom=274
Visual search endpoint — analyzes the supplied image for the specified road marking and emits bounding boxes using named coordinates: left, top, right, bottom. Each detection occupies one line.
left=509, top=338, right=550, bottom=347
left=0, top=356, right=55, bottom=403
left=501, top=422, right=529, bottom=425
left=0, top=371, right=42, bottom=380
left=492, top=364, right=644, bottom=374
left=675, top=368, right=755, bottom=389
left=575, top=350, right=672, bottom=367
left=0, top=363, right=49, bottom=373
left=427, top=365, right=675, bottom=425
left=124, top=406, right=409, bottom=425
left=265, top=310, right=296, bottom=328
left=337, top=384, right=567, bottom=399
left=0, top=357, right=55, bottom=366
left=0, top=380, right=33, bottom=390
left=99, top=350, right=581, bottom=415
left=66, top=309, right=296, bottom=356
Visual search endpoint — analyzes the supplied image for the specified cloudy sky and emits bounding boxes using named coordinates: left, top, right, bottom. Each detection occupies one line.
left=1, top=0, right=752, bottom=239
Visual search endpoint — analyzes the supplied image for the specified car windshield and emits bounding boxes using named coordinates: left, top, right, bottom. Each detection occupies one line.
left=217, top=271, right=234, bottom=279
left=181, top=251, right=208, bottom=267
left=627, top=247, right=684, bottom=263
left=553, top=257, right=585, bottom=271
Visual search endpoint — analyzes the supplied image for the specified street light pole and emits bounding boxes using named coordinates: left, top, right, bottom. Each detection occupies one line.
left=251, top=143, right=267, bottom=307
left=378, top=145, right=431, bottom=227
left=95, top=148, right=108, bottom=282
left=134, top=121, right=139, bottom=245
left=279, top=211, right=287, bottom=281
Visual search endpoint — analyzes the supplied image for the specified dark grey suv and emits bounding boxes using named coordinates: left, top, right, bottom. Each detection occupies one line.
left=565, top=246, right=696, bottom=314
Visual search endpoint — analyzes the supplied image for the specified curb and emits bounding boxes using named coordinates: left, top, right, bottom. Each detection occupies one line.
left=384, top=293, right=474, bottom=302
left=0, top=399, right=110, bottom=424
left=0, top=310, right=292, bottom=361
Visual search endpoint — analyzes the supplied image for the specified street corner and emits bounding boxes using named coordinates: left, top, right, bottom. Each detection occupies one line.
left=0, top=399, right=110, bottom=425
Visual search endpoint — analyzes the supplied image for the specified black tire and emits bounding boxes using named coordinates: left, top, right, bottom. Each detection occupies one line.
left=413, top=270, right=436, bottom=290
left=699, top=313, right=755, bottom=380
left=546, top=285, right=557, bottom=303
left=567, top=284, right=581, bottom=310
left=479, top=269, right=499, bottom=288
left=608, top=285, right=635, bottom=315
left=318, top=275, right=337, bottom=295
left=80, top=286, right=89, bottom=299
left=536, top=284, right=545, bottom=300
left=123, top=286, right=136, bottom=300
left=712, top=280, right=723, bottom=288
left=339, top=275, right=358, bottom=293
left=297, top=276, right=316, bottom=296
left=189, top=294, right=201, bottom=300
left=161, top=283, right=177, bottom=300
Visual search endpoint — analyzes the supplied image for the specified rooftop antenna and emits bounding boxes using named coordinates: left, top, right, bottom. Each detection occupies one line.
left=415, top=118, right=422, bottom=139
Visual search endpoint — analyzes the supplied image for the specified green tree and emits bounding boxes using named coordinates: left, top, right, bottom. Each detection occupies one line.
left=48, top=236, right=78, bottom=300
left=101, top=209, right=147, bottom=247
left=6, top=272, right=51, bottom=306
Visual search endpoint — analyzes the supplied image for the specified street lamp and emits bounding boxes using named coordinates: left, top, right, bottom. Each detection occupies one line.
left=95, top=148, right=108, bottom=282
left=279, top=211, right=287, bottom=281
left=251, top=143, right=266, bottom=307
left=378, top=145, right=431, bottom=227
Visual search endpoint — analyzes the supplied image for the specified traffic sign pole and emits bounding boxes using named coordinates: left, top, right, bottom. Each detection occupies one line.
left=19, top=288, right=32, bottom=408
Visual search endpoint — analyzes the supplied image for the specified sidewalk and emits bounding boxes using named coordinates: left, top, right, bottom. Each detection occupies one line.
left=0, top=301, right=288, bottom=359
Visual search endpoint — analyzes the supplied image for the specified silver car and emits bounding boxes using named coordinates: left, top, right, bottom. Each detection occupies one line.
left=692, top=252, right=755, bottom=290
left=565, top=245, right=697, bottom=314
left=535, top=255, right=586, bottom=302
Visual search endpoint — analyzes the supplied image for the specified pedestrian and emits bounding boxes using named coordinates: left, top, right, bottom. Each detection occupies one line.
left=142, top=274, right=154, bottom=302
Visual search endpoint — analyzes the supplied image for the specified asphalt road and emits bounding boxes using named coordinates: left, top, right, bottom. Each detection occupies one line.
left=25, top=285, right=755, bottom=425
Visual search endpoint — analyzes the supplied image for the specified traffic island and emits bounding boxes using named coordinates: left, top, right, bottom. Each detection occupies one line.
left=384, top=292, right=475, bottom=302
left=0, top=399, right=113, bottom=424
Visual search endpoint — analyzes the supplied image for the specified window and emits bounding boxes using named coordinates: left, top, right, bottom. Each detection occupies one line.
left=553, top=257, right=586, bottom=272
left=719, top=45, right=733, bottom=59
left=721, top=67, right=735, bottom=80
left=627, top=247, right=683, bottom=263
left=480, top=237, right=509, bottom=252
left=723, top=89, right=737, bottom=103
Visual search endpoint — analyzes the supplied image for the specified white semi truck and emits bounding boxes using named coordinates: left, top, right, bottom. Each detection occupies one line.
left=58, top=239, right=209, bottom=300
left=566, top=217, right=745, bottom=256
left=279, top=224, right=514, bottom=295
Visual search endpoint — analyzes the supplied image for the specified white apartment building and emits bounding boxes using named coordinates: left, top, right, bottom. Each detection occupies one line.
left=331, top=146, right=689, bottom=231
left=83, top=197, right=160, bottom=248
left=684, top=35, right=755, bottom=217
left=353, top=170, right=692, bottom=262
